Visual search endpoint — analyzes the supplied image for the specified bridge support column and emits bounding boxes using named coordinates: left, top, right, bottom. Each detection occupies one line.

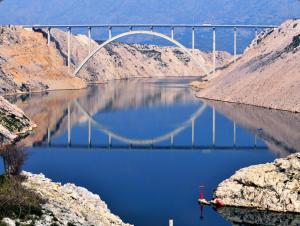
left=233, top=122, right=236, bottom=146
left=171, top=27, right=174, bottom=40
left=255, top=28, right=258, bottom=45
left=47, top=27, right=51, bottom=45
left=108, top=134, right=112, bottom=147
left=67, top=27, right=71, bottom=69
left=108, top=27, right=112, bottom=39
left=212, top=107, right=216, bottom=146
left=192, top=27, right=195, bottom=50
left=254, top=134, right=257, bottom=147
left=68, top=103, right=71, bottom=145
left=129, top=26, right=133, bottom=32
left=192, top=119, right=195, bottom=146
left=47, top=128, right=51, bottom=146
left=171, top=134, right=174, bottom=147
left=212, top=27, right=216, bottom=73
left=88, top=27, right=92, bottom=54
left=234, top=27, right=237, bottom=62
left=88, top=118, right=92, bottom=146
left=150, top=26, right=153, bottom=32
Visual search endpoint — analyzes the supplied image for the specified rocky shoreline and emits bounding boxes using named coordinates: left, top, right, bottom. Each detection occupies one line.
left=2, top=171, right=132, bottom=226
left=214, top=153, right=300, bottom=213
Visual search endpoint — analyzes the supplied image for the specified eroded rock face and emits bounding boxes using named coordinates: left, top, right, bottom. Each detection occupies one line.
left=215, top=153, right=300, bottom=213
left=22, top=172, right=132, bottom=226
left=0, top=96, right=34, bottom=145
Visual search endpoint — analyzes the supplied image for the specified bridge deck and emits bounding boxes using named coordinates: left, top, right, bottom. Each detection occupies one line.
left=20, top=24, right=278, bottom=29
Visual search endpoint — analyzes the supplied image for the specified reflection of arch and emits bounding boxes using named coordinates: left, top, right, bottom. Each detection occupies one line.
left=74, top=100, right=207, bottom=145
left=73, top=30, right=212, bottom=76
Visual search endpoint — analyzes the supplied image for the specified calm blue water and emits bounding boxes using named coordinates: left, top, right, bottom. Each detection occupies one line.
left=4, top=78, right=299, bottom=226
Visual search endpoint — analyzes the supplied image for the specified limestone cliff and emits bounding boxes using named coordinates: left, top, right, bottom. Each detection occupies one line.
left=197, top=19, right=300, bottom=113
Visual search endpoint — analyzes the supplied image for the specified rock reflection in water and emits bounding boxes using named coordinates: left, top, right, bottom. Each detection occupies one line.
left=217, top=207, right=300, bottom=226
left=204, top=100, right=300, bottom=157
left=6, top=78, right=196, bottom=147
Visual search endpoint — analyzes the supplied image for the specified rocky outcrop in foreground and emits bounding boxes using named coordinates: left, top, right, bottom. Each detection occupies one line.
left=197, top=19, right=300, bottom=112
left=0, top=96, right=34, bottom=144
left=215, top=153, right=300, bottom=213
left=20, top=172, right=132, bottom=226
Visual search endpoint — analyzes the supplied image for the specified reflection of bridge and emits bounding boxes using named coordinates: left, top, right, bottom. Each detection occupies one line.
left=26, top=24, right=277, bottom=75
left=37, top=100, right=265, bottom=150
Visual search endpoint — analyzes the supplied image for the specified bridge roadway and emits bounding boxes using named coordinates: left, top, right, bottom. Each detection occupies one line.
left=19, top=23, right=278, bottom=74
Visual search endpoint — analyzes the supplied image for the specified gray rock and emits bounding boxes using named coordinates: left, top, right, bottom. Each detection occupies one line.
left=1, top=218, right=16, bottom=226
left=215, top=153, right=300, bottom=213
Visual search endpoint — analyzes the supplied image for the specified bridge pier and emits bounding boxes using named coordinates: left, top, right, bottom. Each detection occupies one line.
left=67, top=27, right=71, bottom=69
left=171, top=27, right=174, bottom=40
left=108, top=133, right=112, bottom=147
left=234, top=27, right=237, bottom=62
left=47, top=128, right=51, bottom=146
left=212, top=27, right=216, bottom=73
left=171, top=134, right=174, bottom=147
left=150, top=26, right=154, bottom=32
left=129, top=26, right=133, bottom=32
left=212, top=107, right=216, bottom=146
left=68, top=103, right=71, bottom=145
left=192, top=119, right=195, bottom=146
left=233, top=122, right=236, bottom=146
left=108, top=26, right=112, bottom=39
left=192, top=27, right=195, bottom=50
left=88, top=27, right=92, bottom=54
left=255, top=28, right=259, bottom=45
left=47, top=27, right=51, bottom=45
left=88, top=118, right=92, bottom=146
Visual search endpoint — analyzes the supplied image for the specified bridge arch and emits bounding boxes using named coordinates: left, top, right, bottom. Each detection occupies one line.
left=74, top=100, right=207, bottom=145
left=73, top=30, right=212, bottom=76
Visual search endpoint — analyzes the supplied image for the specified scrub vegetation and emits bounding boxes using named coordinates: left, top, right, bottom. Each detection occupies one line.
left=0, top=146, right=45, bottom=224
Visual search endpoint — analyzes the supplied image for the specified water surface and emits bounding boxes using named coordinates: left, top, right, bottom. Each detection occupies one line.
left=4, top=78, right=300, bottom=226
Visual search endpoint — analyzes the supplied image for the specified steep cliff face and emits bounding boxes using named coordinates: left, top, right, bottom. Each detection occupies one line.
left=0, top=26, right=86, bottom=94
left=197, top=19, right=300, bottom=112
left=49, top=28, right=231, bottom=82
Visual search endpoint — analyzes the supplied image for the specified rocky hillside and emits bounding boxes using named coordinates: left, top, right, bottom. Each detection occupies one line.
left=0, top=26, right=86, bottom=94
left=215, top=153, right=300, bottom=213
left=49, top=28, right=230, bottom=82
left=0, top=96, right=34, bottom=144
left=196, top=19, right=300, bottom=113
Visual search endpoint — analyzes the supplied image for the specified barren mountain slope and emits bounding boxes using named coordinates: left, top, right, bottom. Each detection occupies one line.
left=197, top=19, right=300, bottom=112
left=0, top=26, right=86, bottom=94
